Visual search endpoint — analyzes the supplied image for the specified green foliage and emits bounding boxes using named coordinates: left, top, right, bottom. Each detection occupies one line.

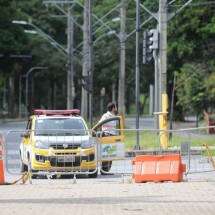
left=175, top=63, right=206, bottom=114
left=0, top=0, right=214, bottom=117
left=205, top=73, right=215, bottom=104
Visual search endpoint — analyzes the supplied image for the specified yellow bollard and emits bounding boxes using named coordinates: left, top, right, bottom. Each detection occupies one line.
left=159, top=93, right=169, bottom=149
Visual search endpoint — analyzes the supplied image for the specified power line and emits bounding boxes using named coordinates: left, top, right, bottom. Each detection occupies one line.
left=170, top=1, right=215, bottom=7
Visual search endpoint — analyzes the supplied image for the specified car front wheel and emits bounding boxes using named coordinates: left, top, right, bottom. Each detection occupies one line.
left=21, top=162, right=28, bottom=173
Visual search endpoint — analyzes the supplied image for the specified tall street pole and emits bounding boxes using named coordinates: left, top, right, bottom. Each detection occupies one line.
left=153, top=49, right=159, bottom=129
left=88, top=0, right=93, bottom=126
left=158, top=0, right=168, bottom=111
left=118, top=0, right=127, bottom=115
left=19, top=75, right=25, bottom=118
left=67, top=7, right=75, bottom=109
left=82, top=0, right=90, bottom=119
left=135, top=0, right=140, bottom=150
left=25, top=67, right=48, bottom=117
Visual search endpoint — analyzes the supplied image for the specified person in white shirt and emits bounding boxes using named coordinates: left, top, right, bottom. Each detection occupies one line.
left=99, top=102, right=117, bottom=174
left=99, top=102, right=118, bottom=135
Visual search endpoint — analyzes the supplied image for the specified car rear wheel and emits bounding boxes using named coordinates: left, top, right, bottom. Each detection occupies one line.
left=101, top=161, right=112, bottom=174
left=88, top=169, right=98, bottom=178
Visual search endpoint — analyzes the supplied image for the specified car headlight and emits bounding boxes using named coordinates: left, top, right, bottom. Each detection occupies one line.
left=35, top=140, right=49, bottom=149
left=81, top=140, right=94, bottom=149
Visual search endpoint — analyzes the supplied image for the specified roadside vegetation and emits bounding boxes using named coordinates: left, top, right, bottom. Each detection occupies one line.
left=124, top=130, right=215, bottom=150
left=0, top=0, right=214, bottom=120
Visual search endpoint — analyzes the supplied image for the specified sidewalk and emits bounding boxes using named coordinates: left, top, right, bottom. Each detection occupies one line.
left=0, top=179, right=215, bottom=215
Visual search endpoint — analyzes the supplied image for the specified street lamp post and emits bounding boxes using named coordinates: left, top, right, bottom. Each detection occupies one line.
left=12, top=20, right=67, bottom=55
left=12, top=20, right=75, bottom=110
left=25, top=67, right=48, bottom=117
left=19, top=74, right=26, bottom=118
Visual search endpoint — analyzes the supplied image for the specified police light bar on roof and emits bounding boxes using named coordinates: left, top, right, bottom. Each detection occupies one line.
left=33, top=109, right=80, bottom=116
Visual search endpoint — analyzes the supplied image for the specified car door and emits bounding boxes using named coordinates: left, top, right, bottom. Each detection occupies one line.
left=92, top=115, right=125, bottom=161
left=21, top=118, right=33, bottom=163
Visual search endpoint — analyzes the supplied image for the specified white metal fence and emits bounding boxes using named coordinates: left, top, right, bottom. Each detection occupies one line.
left=2, top=126, right=215, bottom=182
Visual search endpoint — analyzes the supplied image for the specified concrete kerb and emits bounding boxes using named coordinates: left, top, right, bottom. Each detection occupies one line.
left=125, top=147, right=212, bottom=157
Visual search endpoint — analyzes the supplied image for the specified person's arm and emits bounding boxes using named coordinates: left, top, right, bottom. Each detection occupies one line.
left=98, top=113, right=107, bottom=124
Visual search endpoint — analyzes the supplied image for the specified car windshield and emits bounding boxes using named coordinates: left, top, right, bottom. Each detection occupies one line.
left=35, top=118, right=87, bottom=136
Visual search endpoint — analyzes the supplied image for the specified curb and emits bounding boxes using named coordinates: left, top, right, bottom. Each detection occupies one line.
left=125, top=148, right=206, bottom=157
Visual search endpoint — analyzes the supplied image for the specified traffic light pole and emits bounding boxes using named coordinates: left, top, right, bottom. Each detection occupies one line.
left=153, top=50, right=159, bottom=130
left=158, top=0, right=168, bottom=110
left=135, top=0, right=140, bottom=150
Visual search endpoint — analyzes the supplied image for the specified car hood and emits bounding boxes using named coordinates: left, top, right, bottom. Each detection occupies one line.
left=34, top=135, right=90, bottom=144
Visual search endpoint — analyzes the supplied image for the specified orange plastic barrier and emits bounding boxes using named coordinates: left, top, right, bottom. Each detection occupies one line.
left=0, top=135, right=5, bottom=185
left=132, top=154, right=186, bottom=183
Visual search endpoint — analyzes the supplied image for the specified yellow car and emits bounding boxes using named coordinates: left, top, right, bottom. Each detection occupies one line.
left=20, top=109, right=97, bottom=178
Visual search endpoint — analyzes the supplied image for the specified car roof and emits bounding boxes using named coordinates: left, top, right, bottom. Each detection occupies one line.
left=31, top=109, right=83, bottom=120
left=34, top=115, right=83, bottom=120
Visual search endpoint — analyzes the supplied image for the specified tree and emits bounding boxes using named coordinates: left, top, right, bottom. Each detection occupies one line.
left=175, top=63, right=206, bottom=118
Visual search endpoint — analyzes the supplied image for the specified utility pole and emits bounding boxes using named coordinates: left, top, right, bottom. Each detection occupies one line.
left=67, top=7, right=75, bottom=109
left=118, top=0, right=127, bottom=115
left=82, top=0, right=89, bottom=119
left=88, top=0, right=93, bottom=126
left=82, top=0, right=93, bottom=121
left=43, top=0, right=76, bottom=109
left=135, top=0, right=140, bottom=150
left=158, top=0, right=168, bottom=111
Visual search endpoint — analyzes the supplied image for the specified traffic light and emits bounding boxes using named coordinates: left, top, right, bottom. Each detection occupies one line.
left=148, top=29, right=159, bottom=50
left=142, top=29, right=159, bottom=64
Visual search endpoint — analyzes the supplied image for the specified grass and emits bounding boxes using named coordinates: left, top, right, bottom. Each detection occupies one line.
left=124, top=130, right=215, bottom=150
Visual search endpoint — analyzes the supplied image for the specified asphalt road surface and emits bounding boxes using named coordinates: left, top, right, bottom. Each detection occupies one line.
left=1, top=120, right=215, bottom=215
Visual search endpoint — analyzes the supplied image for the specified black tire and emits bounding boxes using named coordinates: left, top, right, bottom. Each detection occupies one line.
left=20, top=162, right=28, bottom=173
left=31, top=174, right=38, bottom=179
left=50, top=174, right=57, bottom=179
left=27, top=157, right=38, bottom=179
left=101, top=161, right=112, bottom=174
left=89, top=169, right=98, bottom=178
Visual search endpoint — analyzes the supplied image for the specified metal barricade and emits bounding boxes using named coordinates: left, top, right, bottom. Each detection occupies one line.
left=95, top=130, right=133, bottom=182
left=2, top=126, right=215, bottom=183
left=169, top=126, right=215, bottom=177
left=4, top=130, right=22, bottom=175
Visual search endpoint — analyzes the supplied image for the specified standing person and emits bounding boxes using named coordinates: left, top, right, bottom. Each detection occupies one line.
left=99, top=102, right=117, bottom=174
left=99, top=102, right=118, bottom=134
left=99, top=102, right=117, bottom=121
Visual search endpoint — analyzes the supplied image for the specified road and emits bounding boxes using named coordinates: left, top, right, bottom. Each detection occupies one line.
left=125, top=116, right=155, bottom=129
left=1, top=121, right=215, bottom=215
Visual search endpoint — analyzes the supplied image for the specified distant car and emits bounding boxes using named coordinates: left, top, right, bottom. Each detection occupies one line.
left=19, top=109, right=97, bottom=178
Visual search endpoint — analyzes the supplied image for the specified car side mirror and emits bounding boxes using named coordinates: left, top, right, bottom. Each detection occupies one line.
left=91, top=130, right=103, bottom=137
left=92, top=130, right=96, bottom=137
left=21, top=132, right=30, bottom=138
